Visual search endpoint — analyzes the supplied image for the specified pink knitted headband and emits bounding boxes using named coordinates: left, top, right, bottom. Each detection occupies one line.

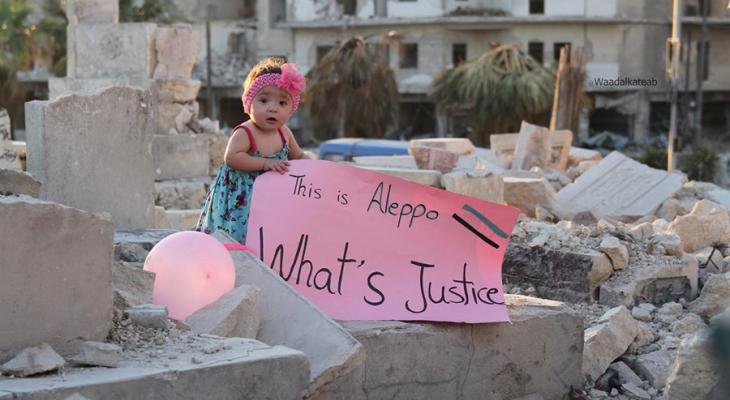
left=242, top=63, right=306, bottom=114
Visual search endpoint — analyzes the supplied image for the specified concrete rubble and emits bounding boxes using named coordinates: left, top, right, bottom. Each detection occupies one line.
left=185, top=284, right=261, bottom=339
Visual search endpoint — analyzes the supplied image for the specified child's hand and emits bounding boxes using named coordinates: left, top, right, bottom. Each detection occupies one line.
left=263, top=159, right=290, bottom=174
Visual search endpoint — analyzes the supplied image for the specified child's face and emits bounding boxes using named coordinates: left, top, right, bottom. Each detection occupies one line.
left=249, top=86, right=294, bottom=130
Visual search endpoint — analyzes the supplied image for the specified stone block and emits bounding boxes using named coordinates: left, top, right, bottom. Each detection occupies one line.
left=25, top=86, right=154, bottom=228
left=567, top=146, right=602, bottom=168
left=608, top=361, right=643, bottom=387
left=582, top=306, right=639, bottom=381
left=600, top=235, right=629, bottom=270
left=127, top=304, right=168, bottom=329
left=198, top=132, right=228, bottom=175
left=157, top=101, right=199, bottom=134
left=112, top=260, right=154, bottom=311
left=166, top=209, right=201, bottom=230
left=152, top=134, right=209, bottom=180
left=668, top=199, right=730, bottom=252
left=503, top=176, right=555, bottom=217
left=313, top=295, right=583, bottom=400
left=504, top=243, right=612, bottom=302
left=0, top=337, right=309, bottom=399
left=153, top=25, right=201, bottom=80
left=154, top=179, right=208, bottom=209
left=440, top=170, right=504, bottom=204
left=555, top=151, right=685, bottom=221
left=599, top=255, right=698, bottom=307
left=185, top=285, right=260, bottom=339
left=48, top=77, right=152, bottom=99
left=356, top=165, right=441, bottom=187
left=688, top=273, right=730, bottom=318
left=408, top=137, right=475, bottom=155
left=153, top=205, right=171, bottom=228
left=410, top=146, right=460, bottom=173
left=665, top=332, right=720, bottom=400
left=66, top=0, right=118, bottom=24
left=70, top=341, right=122, bottom=368
left=0, top=169, right=40, bottom=197
left=154, top=79, right=201, bottom=103
left=213, top=231, right=364, bottom=393
left=634, top=348, right=675, bottom=389
left=70, top=23, right=157, bottom=79
left=0, top=195, right=113, bottom=362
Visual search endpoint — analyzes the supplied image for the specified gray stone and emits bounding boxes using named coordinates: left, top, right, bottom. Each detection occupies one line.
left=315, top=295, right=583, bottom=400
left=556, top=151, right=685, bottom=221
left=647, top=233, right=683, bottom=257
left=152, top=134, right=209, bottom=180
left=153, top=205, right=171, bottom=228
left=112, top=260, right=154, bottom=310
left=635, top=349, right=675, bottom=389
left=0, top=343, right=65, bottom=377
left=628, top=222, right=654, bottom=241
left=127, top=304, right=168, bottom=329
left=25, top=86, right=154, bottom=228
left=185, top=285, right=260, bottom=339
left=573, top=210, right=599, bottom=226
left=669, top=313, right=706, bottom=337
left=0, top=169, right=40, bottom=197
left=213, top=231, right=364, bottom=393
left=70, top=341, right=122, bottom=367
left=440, top=170, right=504, bottom=204
left=599, top=256, right=698, bottom=307
left=631, top=307, right=652, bottom=322
left=0, top=196, right=112, bottom=361
left=153, top=25, right=200, bottom=80
left=0, top=338, right=308, bottom=399
left=66, top=0, right=118, bottom=24
left=608, top=361, right=643, bottom=387
left=688, top=273, right=730, bottom=318
left=583, top=306, right=639, bottom=381
left=621, top=382, right=650, bottom=400
left=503, top=243, right=611, bottom=303
left=154, top=79, right=201, bottom=103
left=658, top=302, right=684, bottom=317
left=665, top=332, right=720, bottom=400
left=655, top=198, right=686, bottom=221
left=502, top=176, right=556, bottom=217
left=69, top=23, right=157, bottom=79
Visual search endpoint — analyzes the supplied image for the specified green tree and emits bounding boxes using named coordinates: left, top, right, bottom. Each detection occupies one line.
left=0, top=0, right=33, bottom=140
left=119, top=0, right=171, bottom=23
left=304, top=37, right=398, bottom=139
left=430, top=43, right=554, bottom=146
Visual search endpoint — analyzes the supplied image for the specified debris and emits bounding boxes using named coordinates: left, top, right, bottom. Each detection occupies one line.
left=70, top=341, right=122, bottom=368
left=127, top=304, right=169, bottom=329
left=185, top=285, right=260, bottom=339
left=664, top=331, right=720, bottom=400
left=0, top=343, right=65, bottom=377
left=688, top=273, right=730, bottom=318
left=600, top=236, right=629, bottom=270
left=582, top=306, right=638, bottom=381
left=668, top=199, right=730, bottom=252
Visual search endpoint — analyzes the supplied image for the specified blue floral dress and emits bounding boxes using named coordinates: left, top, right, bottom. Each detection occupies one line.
left=196, top=124, right=289, bottom=243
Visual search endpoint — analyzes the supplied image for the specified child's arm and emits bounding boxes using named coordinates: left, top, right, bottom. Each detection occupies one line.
left=284, top=126, right=310, bottom=160
left=224, top=126, right=290, bottom=173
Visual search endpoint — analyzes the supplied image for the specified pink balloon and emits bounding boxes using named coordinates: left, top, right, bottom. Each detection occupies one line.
left=143, top=231, right=236, bottom=320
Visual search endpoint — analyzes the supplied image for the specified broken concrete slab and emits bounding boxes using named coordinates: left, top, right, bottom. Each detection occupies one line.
left=555, top=151, right=685, bottom=221
left=212, top=231, right=364, bottom=394
left=503, top=176, right=556, bottom=217
left=69, top=341, right=122, bottom=368
left=599, top=255, right=698, bottom=307
left=664, top=331, right=720, bottom=400
left=0, top=195, right=112, bottom=361
left=490, top=128, right=573, bottom=171
left=0, top=337, right=308, bottom=399
left=152, top=134, right=209, bottom=180
left=504, top=243, right=612, bottom=302
left=185, top=284, right=260, bottom=339
left=112, top=260, right=155, bottom=310
left=0, top=169, right=40, bottom=197
left=440, top=170, right=504, bottom=204
left=153, top=25, right=200, bottom=80
left=356, top=165, right=441, bottom=187
left=634, top=348, right=675, bottom=389
left=0, top=343, right=66, bottom=377
left=608, top=361, right=643, bottom=387
left=25, top=86, right=154, bottom=228
left=513, top=122, right=553, bottom=170
left=688, top=273, right=730, bottom=318
left=313, top=295, right=583, bottom=400
left=668, top=199, right=730, bottom=252
left=70, top=23, right=157, bottom=79
left=583, top=306, right=638, bottom=382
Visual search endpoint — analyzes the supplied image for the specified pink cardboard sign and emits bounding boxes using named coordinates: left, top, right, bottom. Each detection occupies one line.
left=246, top=160, right=520, bottom=323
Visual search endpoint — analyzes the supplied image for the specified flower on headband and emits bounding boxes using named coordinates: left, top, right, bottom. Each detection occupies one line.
left=279, top=63, right=306, bottom=94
